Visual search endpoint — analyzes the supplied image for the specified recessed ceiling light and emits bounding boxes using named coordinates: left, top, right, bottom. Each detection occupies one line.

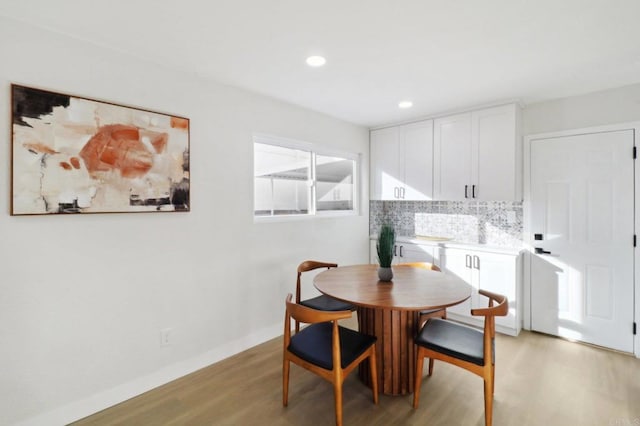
left=398, top=101, right=413, bottom=109
left=306, top=56, right=326, bottom=67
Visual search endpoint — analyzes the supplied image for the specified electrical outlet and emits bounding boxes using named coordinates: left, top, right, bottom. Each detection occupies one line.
left=160, top=328, right=174, bottom=346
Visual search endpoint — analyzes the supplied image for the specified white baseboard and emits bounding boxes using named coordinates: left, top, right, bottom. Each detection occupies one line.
left=14, top=323, right=282, bottom=426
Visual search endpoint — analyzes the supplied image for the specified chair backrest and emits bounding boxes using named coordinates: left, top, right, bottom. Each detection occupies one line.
left=296, top=260, right=338, bottom=303
left=470, top=289, right=508, bottom=364
left=283, top=293, right=353, bottom=367
left=285, top=293, right=352, bottom=326
left=297, top=260, right=338, bottom=274
left=398, top=262, right=441, bottom=272
left=398, top=262, right=440, bottom=272
left=470, top=289, right=508, bottom=319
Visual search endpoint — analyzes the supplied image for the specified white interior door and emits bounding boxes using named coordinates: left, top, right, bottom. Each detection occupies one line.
left=530, top=130, right=635, bottom=352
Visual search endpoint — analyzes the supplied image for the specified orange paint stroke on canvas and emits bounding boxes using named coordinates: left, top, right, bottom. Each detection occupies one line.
left=69, top=157, right=81, bottom=169
left=79, top=124, right=168, bottom=179
left=23, top=142, right=58, bottom=155
left=150, top=133, right=168, bottom=154
left=170, top=117, right=189, bottom=130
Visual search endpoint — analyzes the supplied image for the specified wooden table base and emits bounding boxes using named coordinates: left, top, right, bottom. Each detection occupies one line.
left=357, top=307, right=419, bottom=395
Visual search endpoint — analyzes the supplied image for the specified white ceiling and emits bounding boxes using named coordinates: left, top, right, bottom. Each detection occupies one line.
left=2, top=0, right=640, bottom=128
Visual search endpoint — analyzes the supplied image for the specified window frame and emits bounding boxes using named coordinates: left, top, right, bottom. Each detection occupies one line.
left=253, top=133, right=360, bottom=221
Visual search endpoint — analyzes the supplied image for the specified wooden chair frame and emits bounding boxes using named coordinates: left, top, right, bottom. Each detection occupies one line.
left=413, top=289, right=508, bottom=426
left=398, top=262, right=447, bottom=326
left=283, top=294, right=378, bottom=426
left=295, top=260, right=338, bottom=332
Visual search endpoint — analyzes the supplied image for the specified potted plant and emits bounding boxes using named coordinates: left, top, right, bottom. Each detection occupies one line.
left=376, top=223, right=395, bottom=281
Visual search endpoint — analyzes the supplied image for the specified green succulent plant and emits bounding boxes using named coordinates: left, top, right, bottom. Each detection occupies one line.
left=376, top=224, right=395, bottom=268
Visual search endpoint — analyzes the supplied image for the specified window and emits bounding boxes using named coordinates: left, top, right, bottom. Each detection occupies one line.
left=254, top=135, right=358, bottom=218
left=315, top=154, right=355, bottom=212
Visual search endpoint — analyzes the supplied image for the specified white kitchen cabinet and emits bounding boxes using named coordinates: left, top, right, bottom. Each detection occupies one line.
left=370, top=127, right=400, bottom=200
left=439, top=248, right=475, bottom=317
left=433, top=113, right=472, bottom=200
left=370, top=120, right=433, bottom=200
left=472, top=104, right=521, bottom=200
left=370, top=240, right=378, bottom=264
left=393, top=242, right=437, bottom=265
left=439, top=246, right=521, bottom=335
left=369, top=240, right=437, bottom=266
left=434, top=103, right=521, bottom=201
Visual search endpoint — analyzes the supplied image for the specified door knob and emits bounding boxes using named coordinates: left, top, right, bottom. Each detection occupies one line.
left=535, top=247, right=551, bottom=255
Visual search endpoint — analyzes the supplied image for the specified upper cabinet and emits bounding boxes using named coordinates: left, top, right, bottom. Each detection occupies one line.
left=370, top=120, right=433, bottom=200
left=433, top=103, right=522, bottom=201
left=432, top=113, right=472, bottom=200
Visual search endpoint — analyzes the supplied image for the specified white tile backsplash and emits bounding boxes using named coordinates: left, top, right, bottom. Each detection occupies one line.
left=370, top=200, right=523, bottom=248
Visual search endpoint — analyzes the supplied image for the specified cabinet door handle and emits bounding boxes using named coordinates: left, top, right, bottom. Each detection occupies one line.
left=473, top=255, right=480, bottom=269
left=535, top=247, right=551, bottom=255
left=400, top=187, right=405, bottom=199
left=399, top=245, right=404, bottom=257
left=464, top=185, right=468, bottom=198
left=465, top=254, right=472, bottom=268
left=472, top=185, right=476, bottom=198
left=394, top=245, right=398, bottom=256
left=394, top=187, right=398, bottom=199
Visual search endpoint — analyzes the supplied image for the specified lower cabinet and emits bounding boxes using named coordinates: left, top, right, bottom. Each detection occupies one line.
left=393, top=242, right=437, bottom=265
left=370, top=240, right=438, bottom=265
left=369, top=239, right=521, bottom=336
left=440, top=247, right=521, bottom=336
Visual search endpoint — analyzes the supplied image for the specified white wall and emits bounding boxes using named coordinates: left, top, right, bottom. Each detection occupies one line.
left=523, top=82, right=640, bottom=135
left=0, top=17, right=370, bottom=425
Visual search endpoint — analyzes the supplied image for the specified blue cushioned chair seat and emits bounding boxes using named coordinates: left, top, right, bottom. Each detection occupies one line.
left=300, top=295, right=354, bottom=312
left=288, top=322, right=376, bottom=370
left=415, top=318, right=493, bottom=366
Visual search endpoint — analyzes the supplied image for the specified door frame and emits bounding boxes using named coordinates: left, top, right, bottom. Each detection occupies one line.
left=523, top=122, right=640, bottom=358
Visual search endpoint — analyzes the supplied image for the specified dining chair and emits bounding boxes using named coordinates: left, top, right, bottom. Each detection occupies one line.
left=295, top=260, right=354, bottom=332
left=412, top=289, right=508, bottom=426
left=282, top=294, right=378, bottom=426
left=398, top=262, right=446, bottom=326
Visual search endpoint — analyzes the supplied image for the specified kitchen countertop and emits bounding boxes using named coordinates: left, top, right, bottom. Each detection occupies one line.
left=370, top=235, right=524, bottom=256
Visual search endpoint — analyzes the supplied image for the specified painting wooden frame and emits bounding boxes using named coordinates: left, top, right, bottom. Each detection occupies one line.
left=11, top=84, right=190, bottom=215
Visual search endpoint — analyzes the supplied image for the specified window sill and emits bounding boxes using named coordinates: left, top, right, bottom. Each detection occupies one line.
left=253, top=210, right=359, bottom=224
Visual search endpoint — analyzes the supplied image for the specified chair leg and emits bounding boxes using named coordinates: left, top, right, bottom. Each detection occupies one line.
left=413, top=347, right=425, bottom=409
left=282, top=358, right=290, bottom=406
left=484, top=377, right=493, bottom=426
left=491, top=362, right=495, bottom=395
left=369, top=349, right=379, bottom=405
left=428, top=358, right=434, bottom=376
left=334, top=381, right=343, bottom=426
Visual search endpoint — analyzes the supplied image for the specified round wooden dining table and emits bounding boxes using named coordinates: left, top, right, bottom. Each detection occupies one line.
left=314, top=263, right=472, bottom=396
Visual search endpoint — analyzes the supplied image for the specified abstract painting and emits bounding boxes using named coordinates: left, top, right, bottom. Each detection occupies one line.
left=11, top=85, right=190, bottom=215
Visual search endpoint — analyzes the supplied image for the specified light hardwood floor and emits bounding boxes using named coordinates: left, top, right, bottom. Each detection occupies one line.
left=73, top=326, right=640, bottom=426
